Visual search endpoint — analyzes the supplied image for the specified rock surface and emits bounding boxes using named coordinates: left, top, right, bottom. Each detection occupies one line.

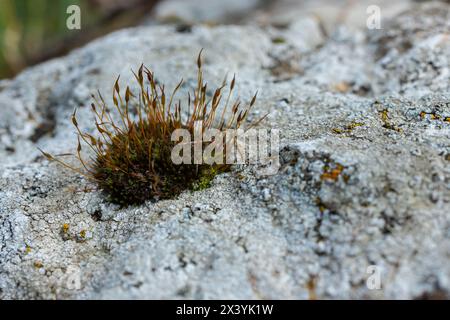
left=1, top=1, right=450, bottom=299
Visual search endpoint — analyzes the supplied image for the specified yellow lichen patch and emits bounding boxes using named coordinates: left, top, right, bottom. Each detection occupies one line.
left=332, top=122, right=364, bottom=134
left=348, top=122, right=364, bottom=130
left=380, top=109, right=389, bottom=122
left=25, top=245, right=32, bottom=254
left=315, top=197, right=327, bottom=213
left=343, top=174, right=350, bottom=183
left=430, top=113, right=441, bottom=120
left=379, top=109, right=402, bottom=132
left=321, top=163, right=344, bottom=182
left=62, top=223, right=69, bottom=233
left=79, top=230, right=86, bottom=239
left=420, top=111, right=444, bottom=121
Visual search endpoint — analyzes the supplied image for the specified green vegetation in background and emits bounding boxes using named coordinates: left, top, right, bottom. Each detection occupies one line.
left=0, top=0, right=98, bottom=79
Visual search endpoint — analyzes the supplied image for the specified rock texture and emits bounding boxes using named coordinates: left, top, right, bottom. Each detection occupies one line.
left=1, top=1, right=450, bottom=299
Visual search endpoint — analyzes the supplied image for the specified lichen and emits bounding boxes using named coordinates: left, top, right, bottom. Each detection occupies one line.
left=332, top=121, right=364, bottom=134
left=62, top=223, right=69, bottom=233
left=379, top=109, right=402, bottom=132
left=320, top=163, right=344, bottom=181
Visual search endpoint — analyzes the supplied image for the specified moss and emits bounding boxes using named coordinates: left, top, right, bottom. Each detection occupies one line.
left=315, top=197, right=327, bottom=213
left=191, top=166, right=221, bottom=191
left=40, top=52, right=260, bottom=207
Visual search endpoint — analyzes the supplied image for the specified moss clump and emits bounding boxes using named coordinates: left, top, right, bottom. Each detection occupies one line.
left=40, top=52, right=260, bottom=207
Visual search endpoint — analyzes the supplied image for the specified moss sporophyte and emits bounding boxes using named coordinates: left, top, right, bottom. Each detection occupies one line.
left=39, top=51, right=265, bottom=206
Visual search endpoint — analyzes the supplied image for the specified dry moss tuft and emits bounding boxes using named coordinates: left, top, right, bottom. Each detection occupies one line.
left=40, top=51, right=262, bottom=206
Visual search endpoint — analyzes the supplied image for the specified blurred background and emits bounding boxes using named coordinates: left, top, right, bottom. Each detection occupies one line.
left=0, top=0, right=160, bottom=79
left=0, top=0, right=437, bottom=80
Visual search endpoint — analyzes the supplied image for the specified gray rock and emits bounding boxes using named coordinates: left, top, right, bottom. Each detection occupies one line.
left=1, top=1, right=450, bottom=299
left=152, top=0, right=263, bottom=24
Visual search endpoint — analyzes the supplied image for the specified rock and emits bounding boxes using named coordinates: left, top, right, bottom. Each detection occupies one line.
left=369, top=1, right=450, bottom=96
left=152, top=0, right=263, bottom=24
left=250, top=0, right=413, bottom=33
left=1, top=1, right=450, bottom=299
